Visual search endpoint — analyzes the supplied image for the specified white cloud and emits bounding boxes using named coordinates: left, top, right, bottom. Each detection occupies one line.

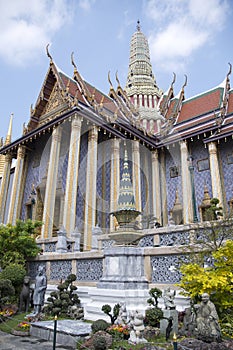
left=0, top=0, right=73, bottom=66
left=145, top=0, right=230, bottom=73
left=78, top=0, right=95, bottom=12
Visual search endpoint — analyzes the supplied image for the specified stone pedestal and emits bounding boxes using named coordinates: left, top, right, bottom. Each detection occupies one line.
left=160, top=309, right=178, bottom=337
left=56, top=226, right=67, bottom=253
left=71, top=227, right=81, bottom=252
left=97, top=246, right=148, bottom=289
left=92, top=225, right=103, bottom=250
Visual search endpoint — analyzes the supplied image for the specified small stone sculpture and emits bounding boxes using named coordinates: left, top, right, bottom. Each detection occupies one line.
left=19, top=276, right=31, bottom=312
left=163, top=287, right=176, bottom=310
left=30, top=265, right=47, bottom=316
left=115, top=302, right=128, bottom=325
left=128, top=310, right=147, bottom=345
left=194, top=293, right=221, bottom=342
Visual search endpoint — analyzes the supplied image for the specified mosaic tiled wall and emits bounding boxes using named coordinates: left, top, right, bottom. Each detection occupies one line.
left=165, top=146, right=182, bottom=213
left=96, top=136, right=111, bottom=230
left=76, top=259, right=103, bottom=281
left=151, top=254, right=189, bottom=283
left=50, top=260, right=72, bottom=280
left=76, top=132, right=88, bottom=230
left=21, top=136, right=50, bottom=220
left=190, top=140, right=212, bottom=216
left=219, top=139, right=233, bottom=207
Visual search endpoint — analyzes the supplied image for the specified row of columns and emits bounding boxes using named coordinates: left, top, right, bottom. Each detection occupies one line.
left=0, top=119, right=224, bottom=246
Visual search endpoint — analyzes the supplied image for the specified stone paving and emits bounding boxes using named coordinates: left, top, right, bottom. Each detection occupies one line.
left=0, top=320, right=92, bottom=350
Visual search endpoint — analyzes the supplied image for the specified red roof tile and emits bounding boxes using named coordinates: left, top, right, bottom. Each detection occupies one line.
left=227, top=90, right=233, bottom=114
left=178, top=87, right=224, bottom=123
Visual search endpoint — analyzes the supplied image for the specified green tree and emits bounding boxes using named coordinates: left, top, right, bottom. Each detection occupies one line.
left=178, top=240, right=233, bottom=315
left=0, top=219, right=42, bottom=268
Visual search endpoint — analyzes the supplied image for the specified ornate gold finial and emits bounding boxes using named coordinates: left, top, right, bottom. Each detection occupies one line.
left=46, top=43, right=53, bottom=62
left=137, top=20, right=141, bottom=31
left=171, top=72, right=176, bottom=86
left=115, top=71, right=120, bottom=87
left=108, top=71, right=113, bottom=88
left=182, top=74, right=187, bottom=89
left=71, top=52, right=77, bottom=72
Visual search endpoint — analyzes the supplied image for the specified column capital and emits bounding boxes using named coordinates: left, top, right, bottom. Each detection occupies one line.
left=151, top=149, right=159, bottom=160
left=111, top=138, right=120, bottom=152
left=5, top=153, right=12, bottom=162
left=208, top=141, right=217, bottom=155
left=17, top=145, right=26, bottom=159
left=88, top=125, right=98, bottom=142
left=52, top=125, right=62, bottom=142
left=72, top=114, right=82, bottom=128
left=132, top=139, right=140, bottom=151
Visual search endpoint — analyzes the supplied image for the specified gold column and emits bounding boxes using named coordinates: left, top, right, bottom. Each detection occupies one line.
left=132, top=140, right=142, bottom=213
left=151, top=149, right=161, bottom=223
left=110, top=138, right=120, bottom=231
left=208, top=141, right=224, bottom=206
left=160, top=148, right=168, bottom=225
left=180, top=140, right=192, bottom=223
left=0, top=153, right=12, bottom=223
left=83, top=126, right=98, bottom=250
left=41, top=126, right=62, bottom=239
left=63, top=115, right=82, bottom=236
left=7, top=145, right=26, bottom=224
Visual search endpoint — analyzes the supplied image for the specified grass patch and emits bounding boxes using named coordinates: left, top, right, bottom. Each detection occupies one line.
left=0, top=312, right=28, bottom=333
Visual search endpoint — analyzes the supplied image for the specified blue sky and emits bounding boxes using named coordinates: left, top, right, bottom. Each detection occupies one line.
left=0, top=0, right=232, bottom=141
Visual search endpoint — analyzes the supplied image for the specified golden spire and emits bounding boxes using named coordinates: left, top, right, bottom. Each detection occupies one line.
left=5, top=113, right=13, bottom=145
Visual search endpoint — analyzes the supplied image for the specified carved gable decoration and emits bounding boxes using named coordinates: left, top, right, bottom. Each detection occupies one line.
left=44, top=83, right=64, bottom=114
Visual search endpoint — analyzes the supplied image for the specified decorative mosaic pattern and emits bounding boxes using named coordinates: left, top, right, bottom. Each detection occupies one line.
left=219, top=140, right=233, bottom=206
left=50, top=260, right=72, bottom=280
left=151, top=254, right=189, bottom=283
left=190, top=139, right=212, bottom=218
left=165, top=147, right=182, bottom=213
left=28, top=261, right=46, bottom=279
left=76, top=132, right=88, bottom=229
left=138, top=235, right=154, bottom=247
left=44, top=242, right=56, bottom=253
left=76, top=259, right=103, bottom=281
left=96, top=138, right=111, bottom=230
left=159, top=231, right=190, bottom=246
left=62, top=153, right=69, bottom=192
left=101, top=240, right=115, bottom=249
left=21, top=152, right=40, bottom=220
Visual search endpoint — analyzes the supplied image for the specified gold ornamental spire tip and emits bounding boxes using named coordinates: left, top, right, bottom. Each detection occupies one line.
left=46, top=43, right=53, bottom=62
left=108, top=71, right=113, bottom=88
left=227, top=62, right=232, bottom=79
left=71, top=52, right=77, bottom=72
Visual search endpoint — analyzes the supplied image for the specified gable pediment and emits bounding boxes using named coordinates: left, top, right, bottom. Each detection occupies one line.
left=27, top=63, right=70, bottom=131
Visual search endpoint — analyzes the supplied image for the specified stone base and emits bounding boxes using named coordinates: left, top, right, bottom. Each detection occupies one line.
left=84, top=287, right=150, bottom=321
left=160, top=309, right=178, bottom=338
left=30, top=320, right=92, bottom=349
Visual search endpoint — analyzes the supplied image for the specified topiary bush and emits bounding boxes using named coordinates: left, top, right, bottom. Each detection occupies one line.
left=44, top=274, right=81, bottom=316
left=91, top=319, right=109, bottom=333
left=144, top=287, right=163, bottom=327
left=101, top=303, right=120, bottom=325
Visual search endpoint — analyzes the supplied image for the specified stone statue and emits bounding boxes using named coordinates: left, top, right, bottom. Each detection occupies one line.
left=128, top=310, right=147, bottom=345
left=163, top=287, right=176, bottom=310
left=115, top=302, right=128, bottom=325
left=19, top=276, right=31, bottom=312
left=179, top=301, right=196, bottom=337
left=194, top=293, right=221, bottom=342
left=31, top=265, right=47, bottom=316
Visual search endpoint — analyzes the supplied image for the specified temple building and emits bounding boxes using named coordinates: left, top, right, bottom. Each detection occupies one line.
left=0, top=21, right=233, bottom=252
